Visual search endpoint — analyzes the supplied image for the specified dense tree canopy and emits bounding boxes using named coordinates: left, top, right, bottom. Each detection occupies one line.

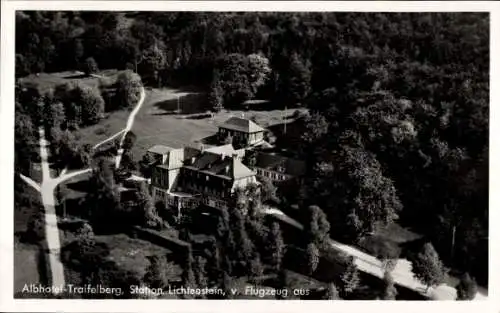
left=15, top=11, right=489, bottom=289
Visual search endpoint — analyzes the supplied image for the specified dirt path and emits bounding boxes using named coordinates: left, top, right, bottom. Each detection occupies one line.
left=115, top=87, right=146, bottom=169
left=37, top=127, right=65, bottom=292
left=17, top=86, right=146, bottom=296
left=92, top=129, right=125, bottom=150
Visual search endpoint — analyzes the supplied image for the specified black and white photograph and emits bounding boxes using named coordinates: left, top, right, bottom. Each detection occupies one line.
left=2, top=1, right=494, bottom=309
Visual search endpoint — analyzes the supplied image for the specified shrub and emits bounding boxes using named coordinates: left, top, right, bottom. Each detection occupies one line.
left=26, top=211, right=45, bottom=242
left=83, top=57, right=99, bottom=76
left=456, top=272, right=478, bottom=300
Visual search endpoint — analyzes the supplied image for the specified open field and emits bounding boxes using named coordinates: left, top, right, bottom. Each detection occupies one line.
left=14, top=242, right=41, bottom=294
left=21, top=69, right=306, bottom=161
left=14, top=187, right=44, bottom=295
left=129, top=87, right=307, bottom=160
left=18, top=69, right=122, bottom=94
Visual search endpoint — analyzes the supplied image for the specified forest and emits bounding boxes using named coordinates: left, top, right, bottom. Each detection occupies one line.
left=15, top=11, right=489, bottom=288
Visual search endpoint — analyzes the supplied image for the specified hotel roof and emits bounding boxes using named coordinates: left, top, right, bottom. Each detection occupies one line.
left=219, top=117, right=266, bottom=133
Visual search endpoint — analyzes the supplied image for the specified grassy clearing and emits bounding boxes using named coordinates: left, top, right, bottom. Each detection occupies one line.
left=18, top=69, right=122, bottom=95
left=22, top=70, right=306, bottom=161
left=14, top=186, right=44, bottom=295
left=14, top=243, right=41, bottom=293
left=129, top=87, right=307, bottom=160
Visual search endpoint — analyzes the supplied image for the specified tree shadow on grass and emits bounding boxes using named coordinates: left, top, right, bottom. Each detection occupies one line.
left=153, top=93, right=208, bottom=115
left=198, top=134, right=220, bottom=145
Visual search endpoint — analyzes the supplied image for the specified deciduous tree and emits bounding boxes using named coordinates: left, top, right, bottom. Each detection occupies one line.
left=248, top=253, right=264, bottom=279
left=267, top=221, right=285, bottom=271
left=43, top=100, right=65, bottom=131
left=208, top=79, right=224, bottom=112
left=304, top=205, right=330, bottom=248
left=381, top=271, right=398, bottom=300
left=306, top=242, right=320, bottom=275
left=341, top=256, right=360, bottom=297
left=323, top=282, right=340, bottom=300
left=116, top=70, right=143, bottom=109
left=122, top=131, right=137, bottom=151
left=411, top=243, right=447, bottom=292
left=74, top=84, right=105, bottom=125
left=144, top=255, right=175, bottom=289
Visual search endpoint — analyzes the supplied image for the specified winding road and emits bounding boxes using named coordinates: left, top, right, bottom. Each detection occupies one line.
left=18, top=86, right=146, bottom=295
left=262, top=207, right=487, bottom=300
left=115, top=88, right=146, bottom=169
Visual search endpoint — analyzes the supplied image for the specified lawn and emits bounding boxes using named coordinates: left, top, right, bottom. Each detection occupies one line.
left=22, top=70, right=306, bottom=162
left=75, top=83, right=306, bottom=161
left=14, top=242, right=42, bottom=295
left=14, top=186, right=44, bottom=296
left=129, top=87, right=308, bottom=160
left=18, top=69, right=122, bottom=95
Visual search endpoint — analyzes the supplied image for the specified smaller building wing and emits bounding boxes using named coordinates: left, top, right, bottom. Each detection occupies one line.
left=148, top=145, right=174, bottom=155
left=219, top=117, right=265, bottom=133
left=253, top=152, right=306, bottom=177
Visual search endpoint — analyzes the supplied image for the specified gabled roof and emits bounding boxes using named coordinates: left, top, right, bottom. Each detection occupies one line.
left=148, top=145, right=173, bottom=155
left=232, top=157, right=256, bottom=179
left=252, top=152, right=306, bottom=177
left=185, top=150, right=255, bottom=180
left=204, top=144, right=236, bottom=156
left=219, top=117, right=265, bottom=133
